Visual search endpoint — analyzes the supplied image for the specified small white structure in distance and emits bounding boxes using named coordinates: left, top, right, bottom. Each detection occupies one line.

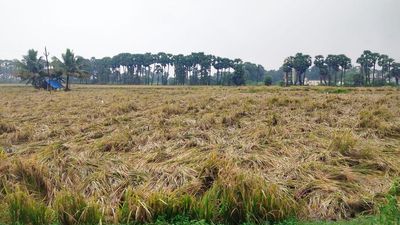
left=306, top=79, right=321, bottom=86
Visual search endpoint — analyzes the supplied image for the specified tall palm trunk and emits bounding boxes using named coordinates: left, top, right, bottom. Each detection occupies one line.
left=334, top=71, right=337, bottom=86
left=341, top=69, right=344, bottom=86
left=372, top=63, right=376, bottom=85
left=286, top=72, right=289, bottom=86
left=319, top=72, right=322, bottom=86
left=167, top=64, right=170, bottom=85
left=65, top=74, right=70, bottom=91
left=328, top=69, right=331, bottom=86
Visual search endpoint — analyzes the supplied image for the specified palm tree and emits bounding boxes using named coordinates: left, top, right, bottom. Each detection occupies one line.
left=390, top=63, right=400, bottom=85
left=378, top=55, right=395, bottom=84
left=213, top=57, right=223, bottom=85
left=337, top=54, right=351, bottom=86
left=369, top=52, right=380, bottom=85
left=14, top=49, right=46, bottom=89
left=173, top=54, right=186, bottom=85
left=282, top=56, right=294, bottom=86
left=142, top=53, right=153, bottom=85
left=52, top=49, right=89, bottom=91
left=292, top=53, right=311, bottom=85
left=325, top=55, right=340, bottom=86
left=314, top=55, right=328, bottom=85
left=357, top=50, right=376, bottom=85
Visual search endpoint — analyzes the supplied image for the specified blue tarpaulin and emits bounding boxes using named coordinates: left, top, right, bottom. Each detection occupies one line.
left=46, top=79, right=63, bottom=89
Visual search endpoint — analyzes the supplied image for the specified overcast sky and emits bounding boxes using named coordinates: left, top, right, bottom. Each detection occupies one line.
left=1, top=0, right=399, bottom=69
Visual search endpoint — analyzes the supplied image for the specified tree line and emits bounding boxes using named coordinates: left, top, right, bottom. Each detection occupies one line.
left=9, top=49, right=272, bottom=90
left=2, top=49, right=399, bottom=89
left=281, top=51, right=400, bottom=86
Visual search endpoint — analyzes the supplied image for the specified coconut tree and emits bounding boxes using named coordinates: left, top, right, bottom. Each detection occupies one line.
left=52, top=49, right=89, bottom=91
left=14, top=49, right=46, bottom=88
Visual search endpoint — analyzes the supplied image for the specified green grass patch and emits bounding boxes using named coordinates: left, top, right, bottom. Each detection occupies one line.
left=320, top=88, right=351, bottom=94
left=6, top=191, right=52, bottom=225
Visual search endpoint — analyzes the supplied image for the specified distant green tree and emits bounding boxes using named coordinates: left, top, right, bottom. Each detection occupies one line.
left=14, top=49, right=46, bottom=88
left=378, top=54, right=395, bottom=84
left=173, top=54, right=186, bottom=85
left=157, top=52, right=170, bottom=85
left=243, top=62, right=266, bottom=84
left=337, top=54, right=352, bottom=86
left=314, top=55, right=328, bottom=85
left=292, top=53, right=311, bottom=85
left=231, top=63, right=245, bottom=86
left=357, top=50, right=378, bottom=85
left=265, top=69, right=284, bottom=85
left=264, top=75, right=272, bottom=86
left=391, top=63, right=400, bottom=86
left=52, top=49, right=89, bottom=91
left=325, top=55, right=340, bottom=86
left=198, top=54, right=213, bottom=85
left=0, top=60, right=17, bottom=83
left=282, top=56, right=294, bottom=86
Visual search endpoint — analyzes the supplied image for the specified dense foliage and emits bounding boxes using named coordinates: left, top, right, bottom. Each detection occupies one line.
left=282, top=51, right=399, bottom=86
left=2, top=49, right=399, bottom=89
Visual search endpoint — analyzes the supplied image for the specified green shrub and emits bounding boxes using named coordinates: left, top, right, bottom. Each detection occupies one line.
left=196, top=173, right=297, bottom=224
left=14, top=161, right=51, bottom=200
left=321, top=88, right=351, bottom=94
left=119, top=189, right=195, bottom=224
left=264, top=76, right=273, bottom=86
left=377, top=195, right=400, bottom=225
left=54, top=192, right=101, bottom=225
left=329, top=131, right=357, bottom=156
left=6, top=191, right=51, bottom=225
left=388, top=179, right=400, bottom=196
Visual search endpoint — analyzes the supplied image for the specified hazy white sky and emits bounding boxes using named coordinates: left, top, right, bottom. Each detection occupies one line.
left=0, top=0, right=399, bottom=69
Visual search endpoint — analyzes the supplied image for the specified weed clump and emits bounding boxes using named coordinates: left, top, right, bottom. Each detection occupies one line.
left=329, top=131, right=357, bottom=156
left=0, top=147, right=6, bottom=159
left=97, top=131, right=135, bottom=152
left=221, top=111, right=247, bottom=127
left=54, top=191, right=102, bottom=225
left=112, top=102, right=138, bottom=115
left=6, top=191, right=51, bottom=225
left=198, top=113, right=216, bottom=130
left=388, top=179, right=400, bottom=196
left=322, top=88, right=351, bottom=94
left=0, top=122, right=16, bottom=135
left=358, top=107, right=399, bottom=136
left=196, top=173, right=297, bottom=224
left=119, top=190, right=195, bottom=224
left=162, top=104, right=185, bottom=116
left=13, top=161, right=52, bottom=201
left=9, top=126, right=33, bottom=144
